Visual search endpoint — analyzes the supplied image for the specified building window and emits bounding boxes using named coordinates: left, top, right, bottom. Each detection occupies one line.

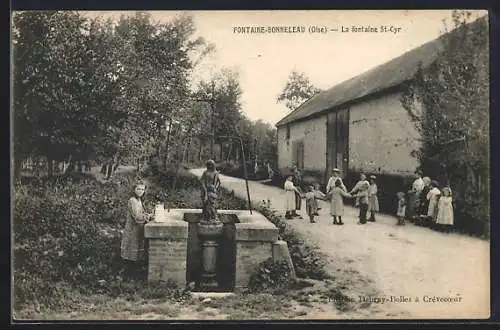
left=286, top=124, right=290, bottom=140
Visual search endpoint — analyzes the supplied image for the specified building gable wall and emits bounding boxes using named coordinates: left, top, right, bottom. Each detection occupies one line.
left=349, top=91, right=421, bottom=175
left=277, top=115, right=327, bottom=173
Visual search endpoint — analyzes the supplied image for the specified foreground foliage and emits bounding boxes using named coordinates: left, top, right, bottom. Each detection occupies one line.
left=13, top=170, right=191, bottom=312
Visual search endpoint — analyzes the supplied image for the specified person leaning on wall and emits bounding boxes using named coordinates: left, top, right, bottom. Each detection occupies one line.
left=121, top=179, right=153, bottom=279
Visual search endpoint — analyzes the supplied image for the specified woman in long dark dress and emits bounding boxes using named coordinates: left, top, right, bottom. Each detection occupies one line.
left=293, top=166, right=305, bottom=218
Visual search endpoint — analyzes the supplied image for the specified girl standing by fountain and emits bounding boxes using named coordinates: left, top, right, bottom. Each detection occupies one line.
left=121, top=180, right=153, bottom=278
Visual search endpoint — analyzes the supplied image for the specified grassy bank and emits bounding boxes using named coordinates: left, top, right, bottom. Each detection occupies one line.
left=12, top=169, right=196, bottom=317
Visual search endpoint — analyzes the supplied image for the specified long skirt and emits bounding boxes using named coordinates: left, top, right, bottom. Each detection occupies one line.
left=285, top=190, right=295, bottom=212
left=121, top=224, right=146, bottom=262
left=406, top=192, right=420, bottom=218
left=295, top=191, right=302, bottom=210
left=368, top=195, right=379, bottom=213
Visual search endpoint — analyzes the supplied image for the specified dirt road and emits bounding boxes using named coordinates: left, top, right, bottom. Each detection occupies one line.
left=190, top=169, right=490, bottom=319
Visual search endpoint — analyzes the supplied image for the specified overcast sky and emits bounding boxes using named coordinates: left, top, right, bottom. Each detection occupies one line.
left=85, top=10, right=487, bottom=126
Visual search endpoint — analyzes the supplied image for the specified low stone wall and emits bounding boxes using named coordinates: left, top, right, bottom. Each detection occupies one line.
left=144, top=209, right=291, bottom=290
left=145, top=220, right=188, bottom=284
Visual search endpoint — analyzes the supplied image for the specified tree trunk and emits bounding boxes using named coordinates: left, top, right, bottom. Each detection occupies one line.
left=64, top=156, right=75, bottom=176
left=181, top=137, right=190, bottom=164
left=164, top=119, right=173, bottom=170
left=47, top=158, right=54, bottom=177
left=100, top=164, right=107, bottom=175
left=198, top=140, right=203, bottom=163
left=106, top=161, right=113, bottom=179
left=185, top=138, right=191, bottom=164
left=112, top=154, right=119, bottom=173
left=226, top=142, right=232, bottom=163
left=13, top=157, right=23, bottom=180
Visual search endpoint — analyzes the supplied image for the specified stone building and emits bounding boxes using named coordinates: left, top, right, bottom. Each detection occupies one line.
left=275, top=36, right=445, bottom=183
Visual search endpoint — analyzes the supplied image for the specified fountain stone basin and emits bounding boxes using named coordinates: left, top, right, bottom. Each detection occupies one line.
left=144, top=208, right=292, bottom=290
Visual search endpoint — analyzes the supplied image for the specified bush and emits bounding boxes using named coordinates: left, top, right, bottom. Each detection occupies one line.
left=248, top=258, right=293, bottom=293
left=13, top=271, right=76, bottom=310
left=280, top=231, right=329, bottom=280
left=12, top=171, right=135, bottom=310
left=257, top=205, right=329, bottom=280
left=218, top=161, right=271, bottom=181
left=147, top=165, right=248, bottom=211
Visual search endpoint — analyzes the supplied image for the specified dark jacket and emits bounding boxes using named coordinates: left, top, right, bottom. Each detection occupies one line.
left=418, top=185, right=431, bottom=215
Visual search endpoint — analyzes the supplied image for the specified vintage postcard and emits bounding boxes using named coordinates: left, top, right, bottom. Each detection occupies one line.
left=11, top=10, right=490, bottom=321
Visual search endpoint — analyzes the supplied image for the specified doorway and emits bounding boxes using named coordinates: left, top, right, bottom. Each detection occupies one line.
left=291, top=139, right=305, bottom=169
left=326, top=108, right=350, bottom=181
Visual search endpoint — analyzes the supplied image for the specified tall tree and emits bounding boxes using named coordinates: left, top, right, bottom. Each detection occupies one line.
left=13, top=11, right=123, bottom=176
left=401, top=11, right=489, bottom=235
left=12, top=11, right=213, bottom=178
left=277, top=70, right=321, bottom=111
left=194, top=68, right=243, bottom=159
left=113, top=12, right=213, bottom=169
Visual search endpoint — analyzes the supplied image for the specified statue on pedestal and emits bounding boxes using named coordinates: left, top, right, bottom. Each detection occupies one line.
left=200, top=159, right=221, bottom=223
left=198, top=159, right=223, bottom=290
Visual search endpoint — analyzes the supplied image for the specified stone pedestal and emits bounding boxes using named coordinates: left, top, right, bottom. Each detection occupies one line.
left=197, top=220, right=224, bottom=290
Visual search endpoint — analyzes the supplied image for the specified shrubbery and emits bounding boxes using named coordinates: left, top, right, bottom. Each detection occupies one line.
left=145, top=162, right=247, bottom=211
left=12, top=168, right=194, bottom=312
left=248, top=258, right=293, bottom=293
left=13, top=172, right=134, bottom=309
left=256, top=205, right=330, bottom=281
left=217, top=161, right=272, bottom=181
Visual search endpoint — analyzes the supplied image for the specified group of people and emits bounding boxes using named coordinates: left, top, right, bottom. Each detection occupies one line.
left=284, top=167, right=379, bottom=225
left=403, top=169, right=455, bottom=232
left=283, top=166, right=454, bottom=231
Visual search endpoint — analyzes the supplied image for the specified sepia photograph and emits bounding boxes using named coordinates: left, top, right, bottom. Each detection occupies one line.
left=11, top=9, right=490, bottom=321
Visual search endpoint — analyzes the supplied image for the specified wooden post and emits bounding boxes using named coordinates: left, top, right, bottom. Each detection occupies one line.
left=239, top=137, right=252, bottom=214
left=164, top=119, right=173, bottom=170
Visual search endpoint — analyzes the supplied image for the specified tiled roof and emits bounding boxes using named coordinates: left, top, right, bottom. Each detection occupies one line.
left=275, top=37, right=445, bottom=127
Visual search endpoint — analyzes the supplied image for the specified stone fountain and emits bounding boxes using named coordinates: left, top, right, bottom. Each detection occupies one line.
left=144, top=160, right=294, bottom=292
